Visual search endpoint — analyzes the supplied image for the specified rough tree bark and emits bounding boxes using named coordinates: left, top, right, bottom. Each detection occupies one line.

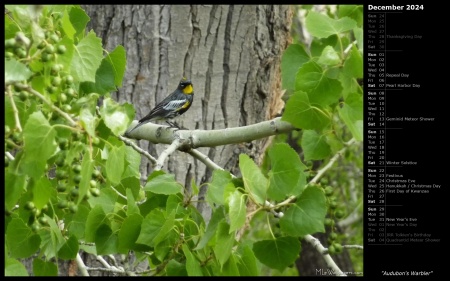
left=83, top=4, right=291, bottom=218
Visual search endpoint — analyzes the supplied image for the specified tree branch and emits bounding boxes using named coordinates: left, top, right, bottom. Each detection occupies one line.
left=76, top=253, right=90, bottom=276
left=155, top=139, right=181, bottom=170
left=125, top=117, right=295, bottom=148
left=303, top=234, right=346, bottom=276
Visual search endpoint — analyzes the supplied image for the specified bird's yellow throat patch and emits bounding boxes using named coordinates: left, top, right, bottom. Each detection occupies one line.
left=183, top=84, right=193, bottom=94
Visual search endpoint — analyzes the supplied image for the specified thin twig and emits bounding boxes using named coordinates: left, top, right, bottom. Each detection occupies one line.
left=5, top=86, right=23, bottom=132
left=119, top=135, right=157, bottom=164
left=14, top=83, right=77, bottom=126
left=343, top=244, right=363, bottom=250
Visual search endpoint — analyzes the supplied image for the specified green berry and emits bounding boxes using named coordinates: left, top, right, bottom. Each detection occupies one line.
left=14, top=47, right=27, bottom=58
left=57, top=182, right=67, bottom=192
left=329, top=232, right=338, bottom=241
left=328, top=244, right=336, bottom=255
left=73, top=174, right=82, bottom=184
left=334, top=243, right=343, bottom=253
left=62, top=104, right=72, bottom=112
left=70, top=188, right=79, bottom=198
left=38, top=217, right=49, bottom=226
left=335, top=209, right=345, bottom=219
left=57, top=45, right=66, bottom=54
left=89, top=180, right=97, bottom=188
left=72, top=164, right=82, bottom=174
left=31, top=223, right=41, bottom=233
left=324, top=218, right=334, bottom=227
left=64, top=75, right=74, bottom=84
left=92, top=169, right=101, bottom=179
left=52, top=76, right=62, bottom=86
left=59, top=93, right=67, bottom=103
left=56, top=169, right=68, bottom=180
left=45, top=44, right=55, bottom=54
left=5, top=38, right=16, bottom=48
left=19, top=91, right=29, bottom=101
left=5, top=51, right=14, bottom=58
left=25, top=201, right=35, bottom=211
left=329, top=200, right=338, bottom=210
left=49, top=33, right=60, bottom=43
left=69, top=204, right=78, bottom=214
left=90, top=188, right=100, bottom=197
left=57, top=200, right=68, bottom=209
left=41, top=53, right=53, bottom=62
left=324, top=186, right=334, bottom=196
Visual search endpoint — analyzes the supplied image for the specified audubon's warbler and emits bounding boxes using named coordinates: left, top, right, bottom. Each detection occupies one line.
left=128, top=77, right=194, bottom=133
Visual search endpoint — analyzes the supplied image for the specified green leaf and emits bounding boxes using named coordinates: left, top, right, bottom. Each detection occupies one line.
left=344, top=45, right=363, bottom=79
left=239, top=154, right=268, bottom=205
left=144, top=172, right=183, bottom=195
left=228, top=191, right=246, bottom=233
left=105, top=144, right=125, bottom=185
left=33, top=259, right=58, bottom=276
left=6, top=218, right=41, bottom=258
left=206, top=169, right=233, bottom=206
left=281, top=44, right=310, bottom=91
left=253, top=236, right=300, bottom=272
left=182, top=244, right=203, bottom=276
left=5, top=258, right=28, bottom=276
left=338, top=92, right=363, bottom=141
left=95, top=224, right=118, bottom=255
left=40, top=214, right=66, bottom=259
left=280, top=186, right=327, bottom=236
left=317, top=46, right=340, bottom=66
left=85, top=205, right=108, bottom=242
left=295, top=61, right=342, bottom=106
left=88, top=187, right=118, bottom=214
left=338, top=5, right=363, bottom=27
left=236, top=244, right=259, bottom=276
left=77, top=150, right=94, bottom=204
left=125, top=188, right=140, bottom=216
left=58, top=235, right=79, bottom=260
left=153, top=210, right=176, bottom=246
left=55, top=37, right=75, bottom=74
left=267, top=143, right=307, bottom=201
left=5, top=58, right=32, bottom=83
left=118, top=213, right=143, bottom=253
left=79, top=108, right=98, bottom=137
left=195, top=207, right=225, bottom=250
left=123, top=145, right=141, bottom=179
left=106, top=45, right=127, bottom=87
left=100, top=97, right=133, bottom=135
left=221, top=254, right=240, bottom=276
left=136, top=209, right=165, bottom=247
left=214, top=221, right=235, bottom=268
left=306, top=11, right=357, bottom=38
left=281, top=91, right=330, bottom=130
left=68, top=204, right=90, bottom=239
left=301, top=130, right=332, bottom=161
left=33, top=177, right=53, bottom=210
left=354, top=27, right=363, bottom=53
left=69, top=6, right=90, bottom=37
left=81, top=58, right=116, bottom=95
left=70, top=30, right=103, bottom=82
left=61, top=9, right=76, bottom=40
left=154, top=230, right=177, bottom=262
left=166, top=259, right=188, bottom=276
left=22, top=111, right=57, bottom=179
left=5, top=171, right=26, bottom=211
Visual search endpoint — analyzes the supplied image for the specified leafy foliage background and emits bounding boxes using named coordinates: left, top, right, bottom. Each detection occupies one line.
left=4, top=5, right=363, bottom=276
